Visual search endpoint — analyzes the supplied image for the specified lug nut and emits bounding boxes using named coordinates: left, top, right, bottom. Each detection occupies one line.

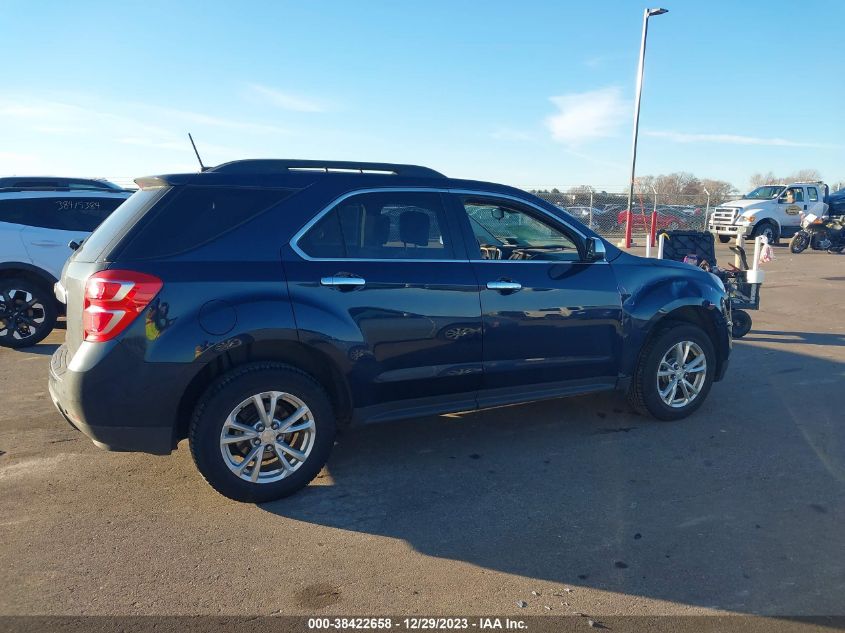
left=255, top=423, right=265, bottom=432
left=271, top=422, right=279, bottom=430
left=265, top=445, right=274, bottom=452
left=252, top=439, right=261, bottom=446
left=276, top=435, right=283, bottom=442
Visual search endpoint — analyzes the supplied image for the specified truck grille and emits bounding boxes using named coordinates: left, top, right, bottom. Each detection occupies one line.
left=711, top=208, right=738, bottom=226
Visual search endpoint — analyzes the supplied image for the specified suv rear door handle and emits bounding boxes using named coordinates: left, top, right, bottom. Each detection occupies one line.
left=487, top=280, right=522, bottom=292
left=321, top=276, right=366, bottom=288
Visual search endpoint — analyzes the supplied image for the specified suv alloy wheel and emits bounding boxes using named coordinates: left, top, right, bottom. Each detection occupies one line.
left=0, top=278, right=57, bottom=348
left=189, top=362, right=337, bottom=502
left=628, top=323, right=716, bottom=421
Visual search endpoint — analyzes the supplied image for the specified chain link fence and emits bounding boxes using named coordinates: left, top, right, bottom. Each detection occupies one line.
left=529, top=189, right=732, bottom=243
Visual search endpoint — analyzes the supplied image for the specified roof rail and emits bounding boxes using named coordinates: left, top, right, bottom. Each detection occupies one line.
left=209, top=159, right=446, bottom=178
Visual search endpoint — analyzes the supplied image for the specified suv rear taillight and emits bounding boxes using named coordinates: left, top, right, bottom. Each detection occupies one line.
left=83, top=270, right=163, bottom=342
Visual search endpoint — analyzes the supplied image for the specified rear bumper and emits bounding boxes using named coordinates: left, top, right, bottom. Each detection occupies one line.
left=48, top=342, right=189, bottom=455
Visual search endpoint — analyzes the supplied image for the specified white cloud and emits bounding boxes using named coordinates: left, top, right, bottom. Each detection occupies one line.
left=135, top=103, right=291, bottom=135
left=491, top=127, right=535, bottom=142
left=546, top=87, right=629, bottom=146
left=247, top=83, right=329, bottom=113
left=645, top=130, right=840, bottom=149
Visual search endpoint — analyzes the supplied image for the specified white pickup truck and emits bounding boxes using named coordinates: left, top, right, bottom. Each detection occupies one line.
left=708, top=182, right=829, bottom=244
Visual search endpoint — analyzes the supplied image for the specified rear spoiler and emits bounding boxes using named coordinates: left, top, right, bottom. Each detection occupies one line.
left=133, top=177, right=170, bottom=190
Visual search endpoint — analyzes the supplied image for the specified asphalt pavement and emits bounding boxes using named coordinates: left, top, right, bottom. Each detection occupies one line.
left=1, top=244, right=843, bottom=622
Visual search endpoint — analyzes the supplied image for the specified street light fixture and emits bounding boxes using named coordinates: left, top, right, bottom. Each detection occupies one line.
left=623, top=7, right=668, bottom=249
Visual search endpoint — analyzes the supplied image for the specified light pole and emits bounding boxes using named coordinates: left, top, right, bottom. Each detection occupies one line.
left=623, top=7, right=668, bottom=248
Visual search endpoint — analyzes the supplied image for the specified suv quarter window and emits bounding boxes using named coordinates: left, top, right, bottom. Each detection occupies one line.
left=296, top=191, right=457, bottom=260
left=457, top=196, right=583, bottom=262
left=117, top=186, right=293, bottom=260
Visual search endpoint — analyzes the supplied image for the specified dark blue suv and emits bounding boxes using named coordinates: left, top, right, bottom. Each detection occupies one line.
left=48, top=160, right=731, bottom=502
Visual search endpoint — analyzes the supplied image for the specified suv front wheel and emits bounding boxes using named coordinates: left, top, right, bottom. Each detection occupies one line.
left=189, top=362, right=337, bottom=502
left=628, top=323, right=716, bottom=421
left=0, top=277, right=58, bottom=348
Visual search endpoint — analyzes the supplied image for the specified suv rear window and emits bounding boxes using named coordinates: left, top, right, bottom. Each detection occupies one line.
left=0, top=196, right=125, bottom=231
left=117, top=186, right=293, bottom=260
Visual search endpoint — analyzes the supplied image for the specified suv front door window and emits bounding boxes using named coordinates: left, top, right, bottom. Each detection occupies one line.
left=465, top=202, right=581, bottom=261
left=452, top=195, right=622, bottom=397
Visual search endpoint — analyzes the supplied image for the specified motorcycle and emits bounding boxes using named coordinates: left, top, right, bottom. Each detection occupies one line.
left=789, top=213, right=845, bottom=254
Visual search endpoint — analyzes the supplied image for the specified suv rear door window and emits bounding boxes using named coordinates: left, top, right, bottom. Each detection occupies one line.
left=297, top=191, right=454, bottom=260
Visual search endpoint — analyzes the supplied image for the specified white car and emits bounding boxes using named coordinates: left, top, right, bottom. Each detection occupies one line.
left=708, top=182, right=829, bottom=244
left=0, top=186, right=131, bottom=347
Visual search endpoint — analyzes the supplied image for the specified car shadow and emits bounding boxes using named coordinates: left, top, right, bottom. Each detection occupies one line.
left=14, top=343, right=60, bottom=356
left=742, top=330, right=845, bottom=347
left=259, top=341, right=845, bottom=616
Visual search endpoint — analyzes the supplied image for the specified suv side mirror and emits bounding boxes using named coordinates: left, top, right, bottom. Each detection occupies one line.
left=585, top=237, right=606, bottom=262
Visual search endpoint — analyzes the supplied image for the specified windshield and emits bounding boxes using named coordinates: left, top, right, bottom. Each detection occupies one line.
left=744, top=186, right=785, bottom=200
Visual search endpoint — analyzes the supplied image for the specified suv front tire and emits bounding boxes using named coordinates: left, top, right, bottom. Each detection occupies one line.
left=189, top=362, right=337, bottom=502
left=628, top=323, right=716, bottom=421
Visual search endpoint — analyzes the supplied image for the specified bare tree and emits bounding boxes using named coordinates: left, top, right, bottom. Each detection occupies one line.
left=749, top=171, right=778, bottom=187
left=634, top=172, right=735, bottom=205
left=749, top=169, right=823, bottom=188
left=788, top=169, right=822, bottom=183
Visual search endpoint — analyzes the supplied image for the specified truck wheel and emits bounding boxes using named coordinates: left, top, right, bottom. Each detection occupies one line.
left=0, top=277, right=58, bottom=349
left=789, top=232, right=810, bottom=254
left=627, top=322, right=716, bottom=421
left=189, top=362, right=337, bottom=503
left=751, top=221, right=779, bottom=245
left=718, top=235, right=731, bottom=244
left=731, top=310, right=752, bottom=338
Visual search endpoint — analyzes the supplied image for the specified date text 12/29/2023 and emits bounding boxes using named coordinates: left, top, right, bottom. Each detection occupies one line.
left=308, top=618, right=528, bottom=630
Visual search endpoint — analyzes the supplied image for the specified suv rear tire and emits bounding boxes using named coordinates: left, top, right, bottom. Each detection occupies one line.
left=0, top=277, right=58, bottom=348
left=628, top=322, right=716, bottom=421
left=189, top=362, right=337, bottom=502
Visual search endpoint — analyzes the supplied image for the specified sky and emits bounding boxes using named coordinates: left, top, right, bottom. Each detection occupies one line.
left=1, top=0, right=843, bottom=191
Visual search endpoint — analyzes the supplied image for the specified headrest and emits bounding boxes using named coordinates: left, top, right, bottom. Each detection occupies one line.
left=364, top=214, right=390, bottom=246
left=399, top=210, right=430, bottom=247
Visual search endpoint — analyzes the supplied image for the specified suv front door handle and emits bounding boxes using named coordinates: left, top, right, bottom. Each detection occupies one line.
left=487, top=280, right=522, bottom=292
left=321, top=276, right=366, bottom=288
